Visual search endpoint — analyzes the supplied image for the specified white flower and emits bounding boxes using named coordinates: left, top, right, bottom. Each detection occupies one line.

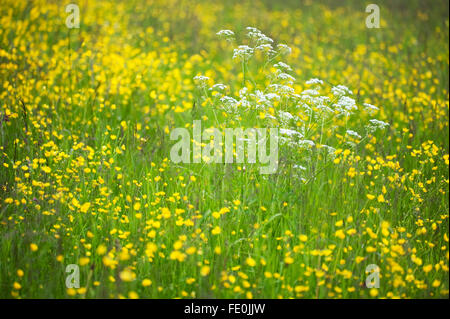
left=279, top=128, right=303, bottom=138
left=276, top=72, right=296, bottom=83
left=246, top=27, right=273, bottom=44
left=277, top=44, right=292, bottom=55
left=269, top=84, right=294, bottom=95
left=346, top=130, right=361, bottom=139
left=237, top=97, right=251, bottom=109
left=274, top=62, right=292, bottom=71
left=321, top=145, right=336, bottom=157
left=209, top=83, right=227, bottom=91
left=306, top=78, right=323, bottom=85
left=334, top=96, right=357, bottom=114
left=193, top=75, right=209, bottom=88
left=265, top=93, right=280, bottom=100
left=299, top=139, right=315, bottom=148
left=364, top=103, right=379, bottom=115
left=301, top=89, right=320, bottom=96
left=233, top=45, right=254, bottom=60
left=220, top=95, right=238, bottom=108
left=368, top=119, right=389, bottom=131
left=277, top=111, right=295, bottom=125
left=216, top=29, right=235, bottom=37
left=255, top=44, right=274, bottom=55
left=239, top=87, right=248, bottom=98
left=331, top=85, right=353, bottom=96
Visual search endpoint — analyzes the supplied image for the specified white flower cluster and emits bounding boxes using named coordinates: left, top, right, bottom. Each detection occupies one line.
left=233, top=45, right=254, bottom=61
left=332, top=85, right=353, bottom=96
left=274, top=62, right=292, bottom=71
left=334, top=96, right=357, bottom=116
left=246, top=27, right=273, bottom=45
left=346, top=129, right=362, bottom=139
left=193, top=75, right=209, bottom=88
left=216, top=29, right=235, bottom=38
left=209, top=83, right=228, bottom=92
left=202, top=27, right=388, bottom=175
left=306, top=78, right=324, bottom=85
left=277, top=44, right=292, bottom=56
left=363, top=103, right=379, bottom=115
left=367, top=119, right=389, bottom=133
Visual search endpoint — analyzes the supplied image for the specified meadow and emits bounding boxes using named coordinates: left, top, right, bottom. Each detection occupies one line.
left=0, top=0, right=448, bottom=299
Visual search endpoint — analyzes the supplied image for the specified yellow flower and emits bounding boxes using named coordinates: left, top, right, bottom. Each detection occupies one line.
left=30, top=243, right=38, bottom=252
left=97, top=244, right=107, bottom=255
left=211, top=226, right=221, bottom=235
left=246, top=257, right=256, bottom=267
left=423, top=264, right=433, bottom=273
left=200, top=265, right=210, bottom=276
left=366, top=194, right=376, bottom=200
left=77, top=287, right=87, bottom=294
left=142, top=279, right=152, bottom=287
left=80, top=202, right=91, bottom=213
left=173, top=240, right=183, bottom=250
left=369, top=288, right=378, bottom=297
left=41, top=166, right=51, bottom=173
left=13, top=282, right=21, bottom=290
left=79, top=257, right=90, bottom=266
left=128, top=291, right=139, bottom=299
left=133, top=202, right=141, bottom=211
left=66, top=288, right=76, bottom=296
left=335, top=220, right=344, bottom=227
left=119, top=269, right=136, bottom=282
left=335, top=229, right=345, bottom=239
left=355, top=256, right=365, bottom=264
left=284, top=256, right=294, bottom=264
left=432, top=280, right=441, bottom=287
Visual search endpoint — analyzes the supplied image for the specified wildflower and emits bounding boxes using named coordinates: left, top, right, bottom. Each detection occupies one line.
left=216, top=29, right=235, bottom=41
left=367, top=119, right=390, bottom=132
left=233, top=45, right=254, bottom=61
left=246, top=257, right=256, bottom=267
left=79, top=257, right=90, bottom=266
left=128, top=291, right=139, bottom=299
left=119, top=269, right=136, bottom=282
left=80, top=202, right=91, bottom=213
left=142, top=279, right=152, bottom=287
left=211, top=226, right=221, bottom=235
left=306, top=78, right=323, bottom=85
left=97, top=244, right=107, bottom=255
left=284, top=256, right=294, bottom=264
left=277, top=44, right=292, bottom=55
left=200, top=265, right=210, bottom=276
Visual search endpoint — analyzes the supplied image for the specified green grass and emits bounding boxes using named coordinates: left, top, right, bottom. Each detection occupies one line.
left=0, top=0, right=448, bottom=299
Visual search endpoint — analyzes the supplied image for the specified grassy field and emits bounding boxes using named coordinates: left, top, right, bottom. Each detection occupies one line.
left=0, top=0, right=448, bottom=299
